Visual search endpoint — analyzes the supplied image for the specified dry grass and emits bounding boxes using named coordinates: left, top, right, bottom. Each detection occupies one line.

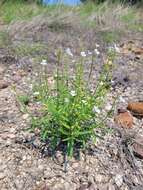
left=80, top=2, right=142, bottom=31
left=0, top=1, right=142, bottom=47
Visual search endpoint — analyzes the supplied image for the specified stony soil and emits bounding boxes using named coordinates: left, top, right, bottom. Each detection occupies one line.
left=0, top=16, right=143, bottom=190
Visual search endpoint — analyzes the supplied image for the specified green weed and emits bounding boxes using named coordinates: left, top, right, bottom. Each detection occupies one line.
left=18, top=95, right=30, bottom=105
left=31, top=49, right=113, bottom=158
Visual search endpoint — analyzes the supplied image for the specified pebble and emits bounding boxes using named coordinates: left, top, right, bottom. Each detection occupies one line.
left=114, top=110, right=133, bottom=128
left=108, top=184, right=115, bottom=190
left=51, top=181, right=65, bottom=190
left=105, top=103, right=112, bottom=111
left=22, top=155, right=27, bottom=161
left=133, top=136, right=143, bottom=159
left=0, top=80, right=9, bottom=89
left=0, top=64, right=6, bottom=75
left=0, top=172, right=6, bottom=179
left=22, top=114, right=29, bottom=120
left=114, top=174, right=123, bottom=187
left=127, top=102, right=143, bottom=117
left=6, top=139, right=12, bottom=145
left=95, top=174, right=102, bottom=183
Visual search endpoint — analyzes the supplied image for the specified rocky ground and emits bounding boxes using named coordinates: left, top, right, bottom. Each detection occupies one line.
left=0, top=15, right=143, bottom=190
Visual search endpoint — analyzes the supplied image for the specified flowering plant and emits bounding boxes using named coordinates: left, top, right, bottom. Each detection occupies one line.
left=31, top=48, right=112, bottom=158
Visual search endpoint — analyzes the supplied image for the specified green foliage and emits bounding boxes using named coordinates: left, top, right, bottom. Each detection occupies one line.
left=101, top=31, right=120, bottom=43
left=31, top=50, right=113, bottom=158
left=0, top=0, right=50, bottom=24
left=0, top=1, right=38, bottom=23
left=13, top=43, right=48, bottom=57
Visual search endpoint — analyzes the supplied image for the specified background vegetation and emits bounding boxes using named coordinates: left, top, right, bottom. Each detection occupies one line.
left=1, top=0, right=143, bottom=4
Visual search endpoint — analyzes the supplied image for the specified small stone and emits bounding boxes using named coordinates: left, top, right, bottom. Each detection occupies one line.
left=37, top=183, right=50, bottom=190
left=95, top=174, right=105, bottom=183
left=22, top=114, right=29, bottom=120
left=7, top=133, right=15, bottom=139
left=105, top=103, right=112, bottom=111
left=114, top=110, right=133, bottom=128
left=51, top=181, right=64, bottom=190
left=88, top=183, right=98, bottom=190
left=64, top=182, right=72, bottom=190
left=13, top=75, right=21, bottom=83
left=127, top=102, right=143, bottom=117
left=72, top=162, right=79, bottom=169
left=108, top=184, right=115, bottom=190
left=0, top=172, right=6, bottom=179
left=98, top=184, right=108, bottom=190
left=23, top=155, right=27, bottom=161
left=38, top=165, right=44, bottom=171
left=0, top=80, right=9, bottom=89
left=9, top=128, right=16, bottom=133
left=114, top=174, right=123, bottom=187
left=43, top=168, right=52, bottom=178
left=0, top=64, right=6, bottom=75
left=133, top=136, right=143, bottom=159
left=6, top=139, right=12, bottom=145
left=119, top=96, right=126, bottom=103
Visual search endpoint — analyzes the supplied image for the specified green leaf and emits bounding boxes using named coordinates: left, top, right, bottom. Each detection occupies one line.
left=59, top=128, right=69, bottom=135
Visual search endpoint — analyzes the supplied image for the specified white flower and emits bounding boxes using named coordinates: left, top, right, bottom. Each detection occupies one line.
left=65, top=98, right=69, bottom=103
left=95, top=43, right=100, bottom=48
left=72, top=59, right=76, bottom=63
left=111, top=80, right=115, bottom=85
left=33, top=91, right=40, bottom=96
left=92, top=106, right=100, bottom=114
left=29, top=84, right=33, bottom=89
left=70, top=90, right=76, bottom=96
left=40, top=59, right=47, bottom=66
left=66, top=48, right=73, bottom=57
left=87, top=50, right=92, bottom=55
left=94, top=49, right=100, bottom=55
left=36, top=101, right=41, bottom=105
left=81, top=100, right=87, bottom=104
left=80, top=51, right=86, bottom=57
left=114, top=44, right=120, bottom=53
left=100, top=81, right=104, bottom=86
left=108, top=46, right=114, bottom=51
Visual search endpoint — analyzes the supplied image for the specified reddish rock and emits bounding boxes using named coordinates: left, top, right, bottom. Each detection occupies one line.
left=127, top=102, right=143, bottom=117
left=114, top=110, right=133, bottom=128
left=133, top=136, right=143, bottom=159
left=0, top=80, right=9, bottom=89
